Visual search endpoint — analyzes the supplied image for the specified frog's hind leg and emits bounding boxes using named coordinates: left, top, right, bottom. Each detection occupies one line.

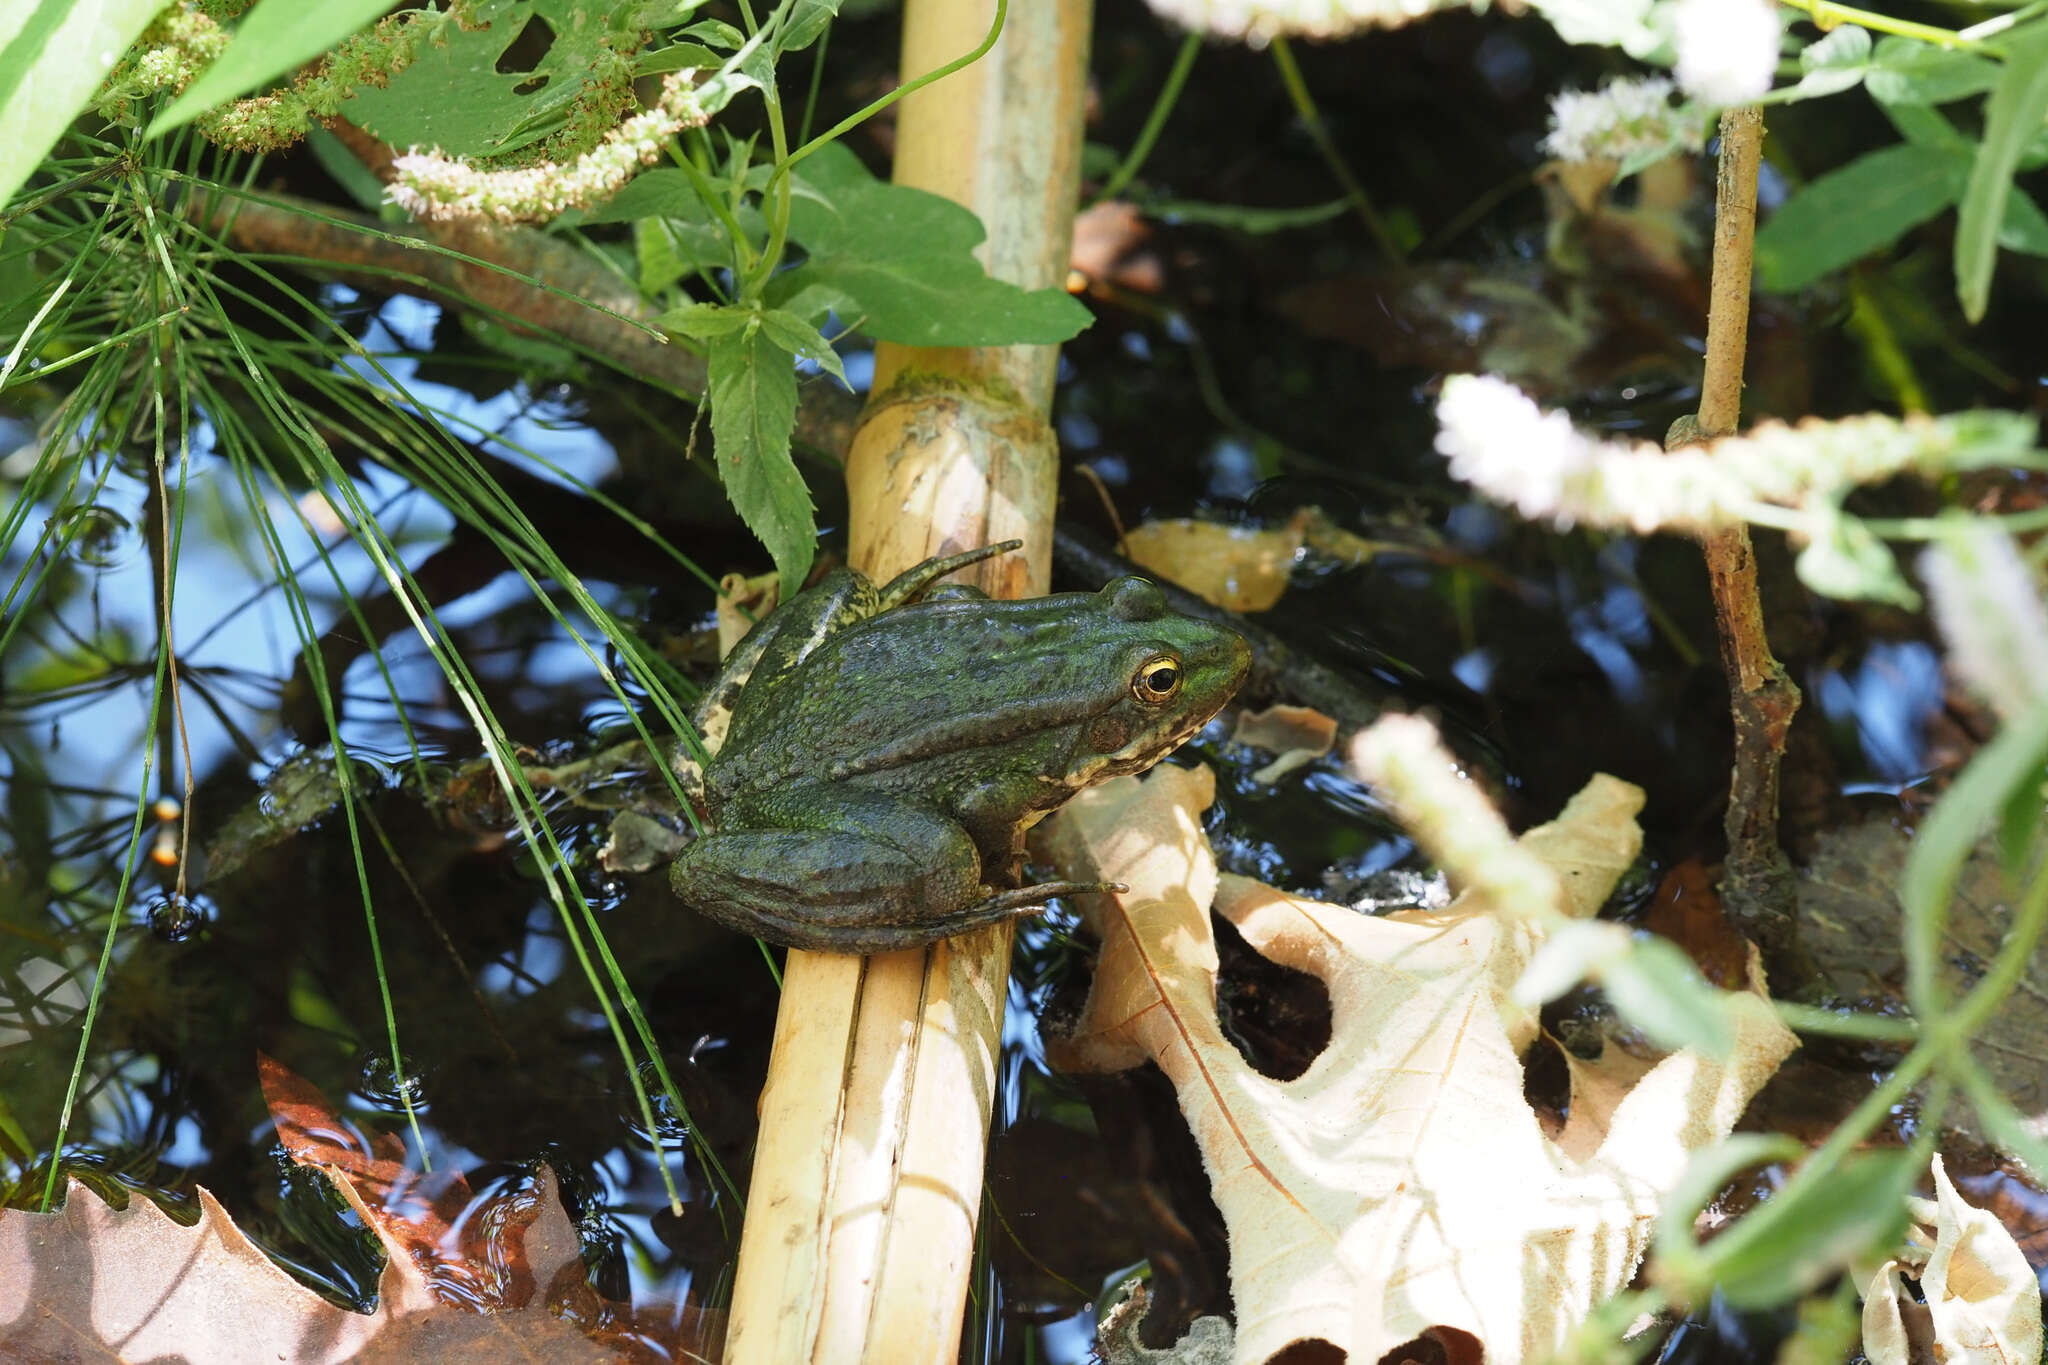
left=668, top=784, right=1076, bottom=954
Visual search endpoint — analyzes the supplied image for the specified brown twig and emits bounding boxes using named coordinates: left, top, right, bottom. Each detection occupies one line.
left=198, top=188, right=863, bottom=457
left=1669, top=106, right=1807, bottom=980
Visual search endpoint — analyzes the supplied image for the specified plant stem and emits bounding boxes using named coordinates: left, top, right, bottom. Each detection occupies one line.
left=1093, top=30, right=1200, bottom=204
left=1677, top=105, right=1809, bottom=983
left=1269, top=36, right=1405, bottom=263
left=1776, top=0, right=1984, bottom=51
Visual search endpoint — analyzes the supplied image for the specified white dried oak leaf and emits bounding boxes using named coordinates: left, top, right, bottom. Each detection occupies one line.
left=1040, top=763, right=1797, bottom=1365
left=1863, top=1154, right=2043, bottom=1365
left=0, top=1165, right=624, bottom=1364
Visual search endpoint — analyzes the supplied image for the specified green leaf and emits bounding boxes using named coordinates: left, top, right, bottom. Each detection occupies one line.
left=1999, top=186, right=2048, bottom=256
left=776, top=0, right=841, bottom=55
left=634, top=40, right=721, bottom=75
left=773, top=141, right=1092, bottom=346
left=1899, top=697, right=2048, bottom=1016
left=1598, top=935, right=1737, bottom=1058
left=152, top=0, right=397, bottom=136
left=756, top=306, right=848, bottom=387
left=680, top=18, right=743, bottom=49
left=1878, top=97, right=1968, bottom=149
left=1754, top=142, right=1959, bottom=291
left=1765, top=23, right=1871, bottom=103
left=1688, top=1150, right=1917, bottom=1308
left=636, top=217, right=725, bottom=292
left=1956, top=1053, right=2048, bottom=1176
left=1866, top=34, right=1999, bottom=106
left=343, top=0, right=621, bottom=161
left=707, top=324, right=816, bottom=594
left=1956, top=22, right=2048, bottom=322
left=658, top=300, right=755, bottom=338
left=766, top=256, right=1091, bottom=346
left=1793, top=510, right=1918, bottom=607
left=0, top=0, right=167, bottom=213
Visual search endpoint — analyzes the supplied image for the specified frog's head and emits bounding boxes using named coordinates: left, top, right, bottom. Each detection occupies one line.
left=1065, top=577, right=1251, bottom=786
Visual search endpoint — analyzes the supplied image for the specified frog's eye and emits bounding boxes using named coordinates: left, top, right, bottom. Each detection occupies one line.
left=1132, top=654, right=1183, bottom=705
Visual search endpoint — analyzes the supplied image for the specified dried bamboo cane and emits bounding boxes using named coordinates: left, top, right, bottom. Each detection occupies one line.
left=720, top=2, right=1092, bottom=1361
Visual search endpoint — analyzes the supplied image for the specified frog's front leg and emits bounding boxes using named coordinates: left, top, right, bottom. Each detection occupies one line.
left=669, top=785, right=1106, bottom=953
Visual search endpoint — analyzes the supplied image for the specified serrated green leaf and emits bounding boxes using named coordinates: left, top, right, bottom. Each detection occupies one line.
left=774, top=141, right=1092, bottom=346
left=766, top=257, right=1091, bottom=346
left=343, top=0, right=619, bottom=161
left=0, top=0, right=168, bottom=213
left=707, top=325, right=815, bottom=593
left=1957, top=22, right=2048, bottom=321
left=1899, top=697, right=2048, bottom=1015
left=1755, top=142, right=1959, bottom=291
left=152, top=0, right=397, bottom=136
left=1598, top=934, right=1736, bottom=1058
left=1866, top=34, right=1999, bottom=106
left=659, top=300, right=756, bottom=338
left=756, top=307, right=848, bottom=387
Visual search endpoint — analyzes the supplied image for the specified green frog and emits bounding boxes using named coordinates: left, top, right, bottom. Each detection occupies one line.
left=669, top=544, right=1251, bottom=952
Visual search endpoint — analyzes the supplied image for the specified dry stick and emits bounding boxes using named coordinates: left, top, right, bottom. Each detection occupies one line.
left=721, top=1, right=1092, bottom=1360
left=1668, top=106, right=1806, bottom=973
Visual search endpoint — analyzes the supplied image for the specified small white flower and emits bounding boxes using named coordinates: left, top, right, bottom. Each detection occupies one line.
left=1541, top=75, right=1702, bottom=164
left=1920, top=527, right=2048, bottom=722
left=1671, top=0, right=1781, bottom=107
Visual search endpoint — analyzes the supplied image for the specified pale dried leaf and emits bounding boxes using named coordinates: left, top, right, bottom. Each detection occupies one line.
left=1232, top=703, right=1338, bottom=783
left=0, top=1166, right=628, bottom=1364
left=1121, top=519, right=1302, bottom=613
left=1041, top=765, right=1796, bottom=1365
left=1862, top=1154, right=2044, bottom=1365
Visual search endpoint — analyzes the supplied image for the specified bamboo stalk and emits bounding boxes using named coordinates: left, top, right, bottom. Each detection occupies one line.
left=720, top=2, right=1092, bottom=1360
left=1669, top=106, right=1805, bottom=972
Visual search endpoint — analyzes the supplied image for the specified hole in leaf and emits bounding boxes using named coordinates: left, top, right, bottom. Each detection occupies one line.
left=493, top=15, right=556, bottom=74
left=1212, top=913, right=1331, bottom=1081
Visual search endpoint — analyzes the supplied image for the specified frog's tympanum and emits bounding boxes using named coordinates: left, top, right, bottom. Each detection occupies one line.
left=670, top=544, right=1252, bottom=953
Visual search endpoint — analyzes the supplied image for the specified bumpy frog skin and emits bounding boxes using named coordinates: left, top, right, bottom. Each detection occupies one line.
left=669, top=546, right=1251, bottom=953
